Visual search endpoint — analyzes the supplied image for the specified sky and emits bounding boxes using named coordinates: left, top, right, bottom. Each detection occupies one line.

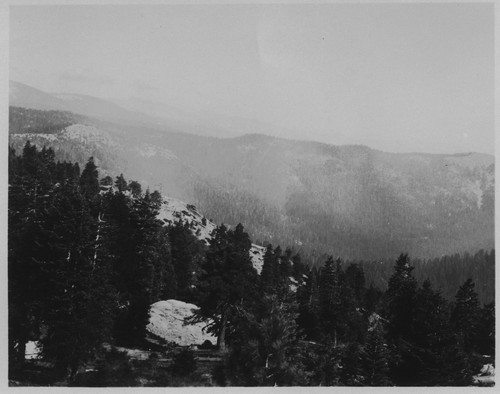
left=9, top=3, right=494, bottom=154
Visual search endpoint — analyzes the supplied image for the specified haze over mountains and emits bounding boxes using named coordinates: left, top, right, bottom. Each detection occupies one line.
left=10, top=80, right=284, bottom=139
left=9, top=81, right=494, bottom=263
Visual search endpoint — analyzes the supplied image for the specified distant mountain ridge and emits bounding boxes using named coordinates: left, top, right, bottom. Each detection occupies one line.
left=9, top=85, right=494, bottom=263
left=10, top=80, right=283, bottom=139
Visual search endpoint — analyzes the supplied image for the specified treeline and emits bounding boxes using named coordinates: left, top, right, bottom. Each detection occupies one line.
left=348, top=250, right=495, bottom=305
left=9, top=143, right=495, bottom=386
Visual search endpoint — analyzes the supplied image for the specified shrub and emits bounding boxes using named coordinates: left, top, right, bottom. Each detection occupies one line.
left=72, top=348, right=138, bottom=387
left=171, top=348, right=197, bottom=377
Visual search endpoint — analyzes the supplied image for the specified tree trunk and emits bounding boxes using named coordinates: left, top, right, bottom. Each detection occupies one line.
left=217, top=309, right=228, bottom=352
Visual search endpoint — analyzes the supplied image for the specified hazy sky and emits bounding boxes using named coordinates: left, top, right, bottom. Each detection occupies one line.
left=10, top=3, right=494, bottom=154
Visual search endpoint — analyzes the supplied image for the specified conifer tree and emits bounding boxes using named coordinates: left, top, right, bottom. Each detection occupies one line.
left=318, top=257, right=352, bottom=343
left=100, top=175, right=113, bottom=186
left=341, top=342, right=364, bottom=385
left=260, top=244, right=279, bottom=294
left=451, top=278, right=480, bottom=353
left=383, top=254, right=419, bottom=385
left=384, top=253, right=417, bottom=342
left=195, top=223, right=258, bottom=351
left=111, top=187, right=171, bottom=345
left=226, top=295, right=305, bottom=386
left=476, top=302, right=495, bottom=357
left=114, top=173, right=128, bottom=193
left=79, top=157, right=100, bottom=199
left=345, top=263, right=366, bottom=306
left=296, top=268, right=321, bottom=341
left=128, top=181, right=142, bottom=198
left=168, top=221, right=204, bottom=302
left=362, top=321, right=392, bottom=386
left=410, top=280, right=455, bottom=385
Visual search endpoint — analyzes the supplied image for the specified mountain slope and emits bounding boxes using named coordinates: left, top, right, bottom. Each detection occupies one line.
left=10, top=81, right=71, bottom=111
left=9, top=105, right=494, bottom=263
left=158, top=197, right=265, bottom=273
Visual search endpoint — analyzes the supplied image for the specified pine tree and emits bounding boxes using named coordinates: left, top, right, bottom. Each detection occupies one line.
left=296, top=267, right=321, bottom=341
left=100, top=175, right=113, bottom=187
left=195, top=223, right=259, bottom=351
left=168, top=221, right=204, bottom=302
left=451, top=278, right=480, bottom=354
left=341, top=342, right=364, bottom=385
left=114, top=173, right=128, bottom=193
left=128, top=181, right=142, bottom=198
left=476, top=302, right=495, bottom=357
left=318, top=257, right=352, bottom=344
left=362, top=321, right=392, bottom=386
left=383, top=254, right=419, bottom=385
left=79, top=157, right=100, bottom=199
left=410, top=280, right=455, bottom=385
left=384, top=253, right=417, bottom=342
left=345, top=263, right=366, bottom=306
left=226, top=295, right=305, bottom=386
left=110, top=187, right=171, bottom=345
left=260, top=244, right=279, bottom=294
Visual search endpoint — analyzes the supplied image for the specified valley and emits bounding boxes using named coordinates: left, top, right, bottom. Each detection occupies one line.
left=9, top=95, right=494, bottom=263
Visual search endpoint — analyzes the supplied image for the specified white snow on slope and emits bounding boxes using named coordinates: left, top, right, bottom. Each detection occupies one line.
left=158, top=197, right=265, bottom=274
left=147, top=300, right=216, bottom=347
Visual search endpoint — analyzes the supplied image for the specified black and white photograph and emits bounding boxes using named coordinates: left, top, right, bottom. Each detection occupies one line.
left=6, top=1, right=495, bottom=387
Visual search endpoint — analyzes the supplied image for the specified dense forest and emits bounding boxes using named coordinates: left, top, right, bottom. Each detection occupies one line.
left=8, top=142, right=494, bottom=386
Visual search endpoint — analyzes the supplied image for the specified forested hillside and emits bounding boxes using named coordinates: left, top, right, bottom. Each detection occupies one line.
left=9, top=107, right=88, bottom=134
left=9, top=143, right=494, bottom=386
left=9, top=106, right=494, bottom=263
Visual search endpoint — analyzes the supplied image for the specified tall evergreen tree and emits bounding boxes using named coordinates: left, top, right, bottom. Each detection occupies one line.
left=195, top=223, right=259, bottom=351
left=168, top=220, right=204, bottom=302
left=476, top=302, right=495, bottom=357
left=296, top=267, right=321, bottom=341
left=451, top=278, right=480, bottom=354
left=384, top=253, right=417, bottom=342
left=260, top=244, right=279, bottom=294
left=226, top=295, right=305, bottom=386
left=318, top=257, right=353, bottom=344
left=79, top=157, right=100, bottom=199
left=361, top=320, right=392, bottom=386
left=114, top=173, right=128, bottom=193
left=128, top=181, right=142, bottom=198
